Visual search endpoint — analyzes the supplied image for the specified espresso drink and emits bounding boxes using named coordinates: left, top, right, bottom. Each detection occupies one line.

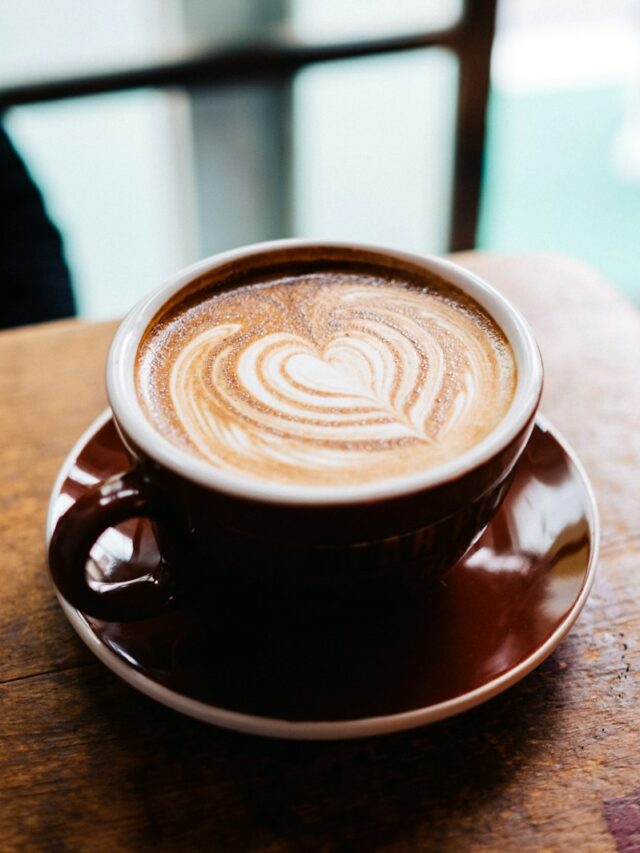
left=136, top=267, right=517, bottom=488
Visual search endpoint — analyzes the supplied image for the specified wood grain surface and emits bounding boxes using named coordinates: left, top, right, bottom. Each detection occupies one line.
left=1, top=254, right=639, bottom=852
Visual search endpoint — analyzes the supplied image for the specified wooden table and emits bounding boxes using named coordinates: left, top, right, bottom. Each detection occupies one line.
left=2, top=254, right=639, bottom=851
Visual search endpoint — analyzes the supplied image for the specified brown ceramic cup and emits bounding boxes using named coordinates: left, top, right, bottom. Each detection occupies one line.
left=49, top=240, right=543, bottom=621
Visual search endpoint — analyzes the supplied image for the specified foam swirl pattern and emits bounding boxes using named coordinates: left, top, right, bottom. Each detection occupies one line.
left=136, top=272, right=517, bottom=487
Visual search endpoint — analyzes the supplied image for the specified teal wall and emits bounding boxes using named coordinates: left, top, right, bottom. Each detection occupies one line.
left=479, top=86, right=640, bottom=301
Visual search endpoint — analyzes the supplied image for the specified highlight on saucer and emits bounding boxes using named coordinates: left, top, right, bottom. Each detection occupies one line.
left=136, top=270, right=517, bottom=487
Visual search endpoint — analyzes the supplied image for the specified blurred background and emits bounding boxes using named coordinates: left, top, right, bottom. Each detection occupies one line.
left=1, top=0, right=639, bottom=325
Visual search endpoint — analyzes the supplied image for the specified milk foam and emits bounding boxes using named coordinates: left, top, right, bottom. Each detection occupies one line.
left=136, top=271, right=517, bottom=486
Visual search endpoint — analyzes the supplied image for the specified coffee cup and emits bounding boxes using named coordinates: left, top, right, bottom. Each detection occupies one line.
left=49, top=240, right=543, bottom=621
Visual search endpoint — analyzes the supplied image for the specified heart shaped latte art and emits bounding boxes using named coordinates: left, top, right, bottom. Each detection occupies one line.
left=137, top=274, right=516, bottom=486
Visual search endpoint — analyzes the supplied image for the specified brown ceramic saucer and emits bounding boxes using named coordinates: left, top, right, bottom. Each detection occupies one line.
left=46, top=411, right=598, bottom=740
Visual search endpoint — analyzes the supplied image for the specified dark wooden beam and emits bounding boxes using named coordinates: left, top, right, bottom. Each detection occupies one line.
left=0, top=25, right=462, bottom=109
left=449, top=0, right=498, bottom=251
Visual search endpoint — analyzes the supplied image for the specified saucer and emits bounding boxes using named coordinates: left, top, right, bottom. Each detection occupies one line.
left=47, top=411, right=598, bottom=740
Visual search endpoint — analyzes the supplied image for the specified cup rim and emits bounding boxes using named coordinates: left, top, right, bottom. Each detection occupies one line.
left=107, top=239, right=543, bottom=506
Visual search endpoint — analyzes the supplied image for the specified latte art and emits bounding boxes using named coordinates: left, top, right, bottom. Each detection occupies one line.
left=136, top=271, right=517, bottom=487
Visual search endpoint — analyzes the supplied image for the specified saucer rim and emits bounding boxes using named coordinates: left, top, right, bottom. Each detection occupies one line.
left=46, top=410, right=599, bottom=741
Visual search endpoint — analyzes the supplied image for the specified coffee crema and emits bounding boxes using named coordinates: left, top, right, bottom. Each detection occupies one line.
left=136, top=269, right=517, bottom=487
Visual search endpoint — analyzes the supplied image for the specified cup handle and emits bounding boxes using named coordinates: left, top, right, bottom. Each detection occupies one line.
left=48, top=469, right=178, bottom=621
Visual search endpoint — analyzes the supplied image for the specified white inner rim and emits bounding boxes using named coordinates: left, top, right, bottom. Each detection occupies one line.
left=107, top=240, right=543, bottom=505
